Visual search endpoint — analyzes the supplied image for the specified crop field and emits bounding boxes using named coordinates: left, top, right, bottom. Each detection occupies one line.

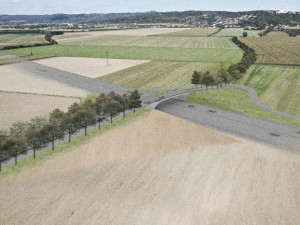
left=0, top=33, right=47, bottom=48
left=156, top=28, right=219, bottom=37
left=54, top=28, right=189, bottom=42
left=35, top=57, right=149, bottom=78
left=4, top=44, right=243, bottom=63
left=0, top=63, right=89, bottom=97
left=59, top=35, right=239, bottom=49
left=236, top=64, right=300, bottom=117
left=99, top=61, right=228, bottom=92
left=0, top=92, right=79, bottom=130
left=267, top=31, right=289, bottom=37
left=213, top=28, right=263, bottom=37
left=186, top=87, right=300, bottom=127
left=239, top=37, right=300, bottom=65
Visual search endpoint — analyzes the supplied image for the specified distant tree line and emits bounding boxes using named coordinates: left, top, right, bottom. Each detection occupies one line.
left=284, top=29, right=300, bottom=37
left=0, top=91, right=141, bottom=171
left=228, top=36, right=257, bottom=74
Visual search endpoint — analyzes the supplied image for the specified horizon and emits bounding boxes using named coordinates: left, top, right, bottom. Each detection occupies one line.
left=1, top=0, right=300, bottom=15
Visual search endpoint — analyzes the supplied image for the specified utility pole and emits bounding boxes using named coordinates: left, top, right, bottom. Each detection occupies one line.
left=30, top=47, right=33, bottom=56
left=105, top=50, right=109, bottom=67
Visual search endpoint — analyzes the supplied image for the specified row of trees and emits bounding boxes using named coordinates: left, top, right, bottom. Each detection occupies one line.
left=228, top=36, right=257, bottom=74
left=191, top=67, right=233, bottom=90
left=0, top=91, right=142, bottom=171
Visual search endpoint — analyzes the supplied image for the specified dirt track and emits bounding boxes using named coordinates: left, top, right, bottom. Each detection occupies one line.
left=0, top=110, right=299, bottom=225
left=35, top=57, right=149, bottom=78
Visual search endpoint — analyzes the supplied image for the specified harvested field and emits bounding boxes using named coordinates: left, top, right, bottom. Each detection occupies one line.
left=54, top=28, right=189, bottom=42
left=0, top=92, right=79, bottom=130
left=0, top=63, right=89, bottom=97
left=0, top=110, right=299, bottom=225
left=35, top=57, right=149, bottom=78
left=59, top=35, right=238, bottom=49
left=237, top=64, right=300, bottom=117
left=153, top=28, right=219, bottom=37
left=99, top=61, right=230, bottom=92
left=213, top=28, right=263, bottom=37
left=238, top=36, right=300, bottom=65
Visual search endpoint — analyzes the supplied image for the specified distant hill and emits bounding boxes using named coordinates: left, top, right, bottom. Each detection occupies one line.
left=0, top=12, right=145, bottom=24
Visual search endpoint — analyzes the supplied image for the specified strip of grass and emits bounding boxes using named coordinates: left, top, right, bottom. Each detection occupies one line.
left=4, top=44, right=243, bottom=63
left=185, top=87, right=300, bottom=127
left=157, top=28, right=220, bottom=37
left=0, top=108, right=151, bottom=180
left=236, top=64, right=300, bottom=118
left=213, top=28, right=263, bottom=37
left=60, top=35, right=238, bottom=49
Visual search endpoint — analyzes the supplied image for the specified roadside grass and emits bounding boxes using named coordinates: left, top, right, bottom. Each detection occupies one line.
left=0, top=108, right=151, bottom=180
left=236, top=64, right=300, bottom=118
left=213, top=28, right=263, bottom=37
left=156, top=28, right=220, bottom=37
left=59, top=35, right=239, bottom=49
left=99, top=61, right=229, bottom=93
left=4, top=44, right=243, bottom=63
left=185, top=87, right=300, bottom=127
left=238, top=36, right=300, bottom=65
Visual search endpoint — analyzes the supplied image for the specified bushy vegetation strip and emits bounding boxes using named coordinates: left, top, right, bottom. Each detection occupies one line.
left=0, top=90, right=142, bottom=173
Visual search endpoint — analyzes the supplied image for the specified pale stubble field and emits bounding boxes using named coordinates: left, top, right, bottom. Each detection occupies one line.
left=0, top=110, right=299, bottom=225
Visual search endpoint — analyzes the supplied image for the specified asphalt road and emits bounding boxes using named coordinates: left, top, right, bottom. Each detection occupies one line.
left=155, top=98, right=300, bottom=153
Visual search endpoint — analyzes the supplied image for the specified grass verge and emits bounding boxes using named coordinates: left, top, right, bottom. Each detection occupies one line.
left=185, top=87, right=300, bottom=127
left=0, top=108, right=151, bottom=180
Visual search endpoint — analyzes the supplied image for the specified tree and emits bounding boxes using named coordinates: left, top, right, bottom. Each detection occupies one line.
left=242, top=32, right=248, bottom=37
left=121, top=94, right=130, bottom=118
left=49, top=109, right=65, bottom=122
left=213, top=75, right=222, bottom=90
left=9, top=121, right=28, bottom=137
left=129, top=90, right=142, bottom=113
left=191, top=71, right=201, bottom=88
left=103, top=98, right=122, bottom=123
left=68, top=102, right=81, bottom=114
left=40, top=120, right=65, bottom=150
left=0, top=133, right=9, bottom=171
left=62, top=112, right=78, bottom=142
left=4, top=136, right=28, bottom=165
left=74, top=107, right=97, bottom=136
left=25, top=125, right=44, bottom=159
left=200, top=72, right=214, bottom=90
left=94, top=94, right=107, bottom=129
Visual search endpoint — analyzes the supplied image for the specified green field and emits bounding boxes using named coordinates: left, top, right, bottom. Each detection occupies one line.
left=0, top=34, right=48, bottom=49
left=185, top=87, right=300, bottom=127
left=4, top=44, right=243, bottom=63
left=99, top=61, right=228, bottom=93
left=267, top=31, right=290, bottom=37
left=59, top=35, right=239, bottom=49
left=213, top=28, right=263, bottom=37
left=239, top=36, right=300, bottom=65
left=157, top=28, right=219, bottom=37
left=236, top=64, right=300, bottom=118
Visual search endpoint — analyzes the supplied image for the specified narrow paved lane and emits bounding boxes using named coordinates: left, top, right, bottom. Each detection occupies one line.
left=155, top=98, right=300, bottom=153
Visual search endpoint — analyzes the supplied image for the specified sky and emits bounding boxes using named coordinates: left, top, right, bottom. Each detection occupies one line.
left=1, top=0, right=299, bottom=15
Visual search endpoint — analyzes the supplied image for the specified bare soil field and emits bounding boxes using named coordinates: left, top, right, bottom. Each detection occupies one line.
left=35, top=57, right=150, bottom=78
left=0, top=63, right=89, bottom=97
left=0, top=92, right=79, bottom=130
left=54, top=28, right=190, bottom=42
left=0, top=110, right=299, bottom=225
